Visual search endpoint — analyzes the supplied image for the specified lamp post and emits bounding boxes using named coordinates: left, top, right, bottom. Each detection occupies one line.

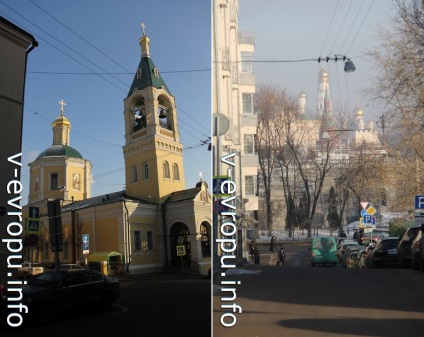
left=334, top=177, right=343, bottom=236
left=318, top=55, right=356, bottom=73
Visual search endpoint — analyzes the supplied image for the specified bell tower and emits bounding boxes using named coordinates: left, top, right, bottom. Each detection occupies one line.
left=123, top=24, right=185, bottom=202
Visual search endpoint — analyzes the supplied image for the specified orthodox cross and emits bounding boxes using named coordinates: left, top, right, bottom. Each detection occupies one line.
left=141, top=22, right=146, bottom=36
left=59, top=99, right=66, bottom=116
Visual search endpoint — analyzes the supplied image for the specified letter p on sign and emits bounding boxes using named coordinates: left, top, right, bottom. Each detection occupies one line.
left=415, top=195, right=424, bottom=209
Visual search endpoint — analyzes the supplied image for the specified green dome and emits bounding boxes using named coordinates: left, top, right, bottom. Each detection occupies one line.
left=37, top=145, right=83, bottom=159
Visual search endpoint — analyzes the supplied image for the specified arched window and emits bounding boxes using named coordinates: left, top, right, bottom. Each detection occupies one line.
left=163, top=161, right=170, bottom=179
left=143, top=162, right=149, bottom=180
left=136, top=68, right=142, bottom=79
left=132, top=165, right=138, bottom=182
left=200, top=223, right=210, bottom=257
left=173, top=163, right=180, bottom=181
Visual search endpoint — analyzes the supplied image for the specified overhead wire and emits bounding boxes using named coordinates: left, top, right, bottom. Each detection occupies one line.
left=345, top=0, right=377, bottom=55
left=1, top=2, right=210, bottom=141
left=337, top=0, right=366, bottom=55
left=26, top=0, right=211, bottom=136
left=28, top=0, right=133, bottom=74
left=319, top=0, right=340, bottom=57
left=328, top=0, right=354, bottom=56
left=0, top=1, right=129, bottom=92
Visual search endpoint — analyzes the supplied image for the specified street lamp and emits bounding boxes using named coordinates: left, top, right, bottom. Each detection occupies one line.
left=318, top=55, right=356, bottom=73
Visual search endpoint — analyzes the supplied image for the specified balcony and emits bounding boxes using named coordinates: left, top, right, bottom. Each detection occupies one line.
left=238, top=31, right=255, bottom=45
left=239, top=73, right=255, bottom=86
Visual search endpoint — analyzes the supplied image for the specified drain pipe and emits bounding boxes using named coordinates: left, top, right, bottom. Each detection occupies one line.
left=123, top=199, right=131, bottom=274
left=162, top=200, right=169, bottom=269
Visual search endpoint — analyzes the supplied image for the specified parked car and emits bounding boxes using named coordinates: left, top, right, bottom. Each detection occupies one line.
left=357, top=249, right=368, bottom=269
left=397, top=225, right=420, bottom=268
left=346, top=249, right=361, bottom=268
left=361, top=230, right=389, bottom=246
left=60, top=263, right=85, bottom=270
left=309, top=236, right=338, bottom=267
left=361, top=239, right=377, bottom=267
left=369, top=237, right=400, bottom=268
left=343, top=246, right=365, bottom=268
left=341, top=245, right=365, bottom=267
left=16, top=262, right=44, bottom=279
left=417, top=224, right=424, bottom=272
left=336, top=237, right=352, bottom=250
left=411, top=228, right=423, bottom=271
left=20, top=269, right=120, bottom=324
left=337, top=241, right=359, bottom=264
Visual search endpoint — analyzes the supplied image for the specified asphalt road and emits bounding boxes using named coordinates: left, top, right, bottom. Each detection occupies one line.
left=213, top=242, right=424, bottom=337
left=1, top=272, right=211, bottom=337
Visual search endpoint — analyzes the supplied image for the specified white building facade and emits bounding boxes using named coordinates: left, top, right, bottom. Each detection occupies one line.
left=213, top=0, right=259, bottom=259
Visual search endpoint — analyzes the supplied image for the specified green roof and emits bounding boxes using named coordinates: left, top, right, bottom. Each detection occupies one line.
left=127, top=56, right=171, bottom=97
left=37, top=145, right=83, bottom=159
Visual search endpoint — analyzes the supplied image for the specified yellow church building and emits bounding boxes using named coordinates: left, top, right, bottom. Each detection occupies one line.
left=22, top=29, right=212, bottom=276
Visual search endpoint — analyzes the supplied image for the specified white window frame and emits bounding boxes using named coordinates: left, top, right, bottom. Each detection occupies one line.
left=245, top=175, right=256, bottom=196
left=243, top=134, right=255, bottom=155
left=134, top=230, right=142, bottom=252
left=242, top=93, right=254, bottom=114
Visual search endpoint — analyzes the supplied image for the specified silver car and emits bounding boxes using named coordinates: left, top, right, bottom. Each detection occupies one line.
left=16, top=262, right=44, bottom=279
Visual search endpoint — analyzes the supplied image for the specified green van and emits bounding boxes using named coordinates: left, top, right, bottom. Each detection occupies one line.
left=309, top=236, right=338, bottom=267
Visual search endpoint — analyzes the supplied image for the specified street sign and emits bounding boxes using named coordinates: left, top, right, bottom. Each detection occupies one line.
left=363, top=214, right=374, bottom=224
left=82, top=234, right=89, bottom=255
left=360, top=201, right=369, bottom=210
left=29, top=206, right=39, bottom=219
left=415, top=195, right=424, bottom=209
left=367, top=206, right=377, bottom=215
left=28, top=206, right=40, bottom=234
left=213, top=200, right=230, bottom=214
left=360, top=210, right=368, bottom=217
left=415, top=212, right=424, bottom=226
left=176, top=245, right=186, bottom=256
left=213, top=176, right=231, bottom=197
left=27, top=219, right=40, bottom=233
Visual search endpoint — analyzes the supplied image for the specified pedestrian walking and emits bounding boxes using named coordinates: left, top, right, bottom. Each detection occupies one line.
left=276, top=246, right=285, bottom=266
left=253, top=246, right=260, bottom=265
left=249, top=240, right=256, bottom=262
left=269, top=236, right=277, bottom=252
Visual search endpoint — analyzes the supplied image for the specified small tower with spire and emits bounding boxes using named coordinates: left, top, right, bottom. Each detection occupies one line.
left=28, top=100, right=92, bottom=203
left=122, top=24, right=185, bottom=202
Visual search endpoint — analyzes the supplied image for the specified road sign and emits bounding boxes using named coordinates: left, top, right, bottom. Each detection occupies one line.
left=82, top=234, right=89, bottom=255
left=176, top=245, right=186, bottom=256
left=360, top=201, right=369, bottom=210
left=363, top=214, right=374, bottom=224
left=29, top=206, right=39, bottom=219
left=367, top=206, right=377, bottom=215
left=213, top=200, right=230, bottom=214
left=415, top=195, right=424, bottom=209
left=361, top=210, right=368, bottom=217
left=213, top=176, right=231, bottom=197
left=27, top=219, right=40, bottom=233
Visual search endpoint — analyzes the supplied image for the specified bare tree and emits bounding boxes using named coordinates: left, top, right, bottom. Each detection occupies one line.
left=73, top=212, right=85, bottom=263
left=256, top=84, right=295, bottom=232
left=256, top=83, right=353, bottom=237
left=367, top=0, right=424, bottom=205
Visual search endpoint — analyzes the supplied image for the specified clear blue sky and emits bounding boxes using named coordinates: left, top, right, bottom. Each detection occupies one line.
left=239, top=0, right=396, bottom=122
left=0, top=0, right=211, bottom=204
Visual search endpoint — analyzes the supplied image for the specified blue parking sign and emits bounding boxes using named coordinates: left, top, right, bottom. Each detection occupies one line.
left=213, top=176, right=231, bottom=197
left=415, top=195, right=424, bottom=209
left=82, top=234, right=89, bottom=254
